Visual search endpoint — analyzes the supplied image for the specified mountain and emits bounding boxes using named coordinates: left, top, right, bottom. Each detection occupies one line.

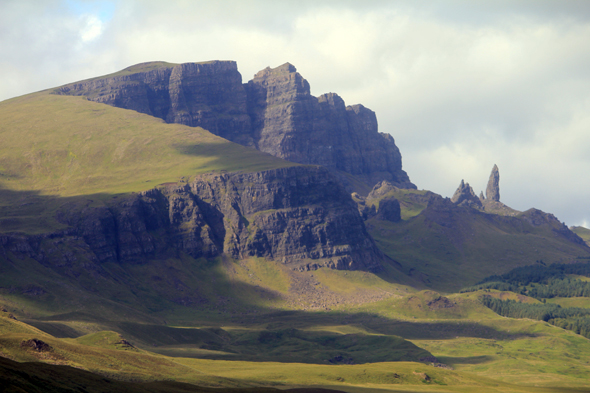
left=2, top=60, right=588, bottom=301
left=2, top=60, right=590, bottom=392
left=56, top=61, right=415, bottom=191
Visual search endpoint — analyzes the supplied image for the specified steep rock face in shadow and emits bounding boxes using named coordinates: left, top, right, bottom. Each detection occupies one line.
left=374, top=197, right=401, bottom=222
left=56, top=61, right=415, bottom=191
left=0, top=167, right=383, bottom=273
left=187, top=167, right=383, bottom=270
left=165, top=62, right=254, bottom=146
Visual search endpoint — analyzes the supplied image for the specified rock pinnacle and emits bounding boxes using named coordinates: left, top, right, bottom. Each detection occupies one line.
left=486, top=164, right=500, bottom=202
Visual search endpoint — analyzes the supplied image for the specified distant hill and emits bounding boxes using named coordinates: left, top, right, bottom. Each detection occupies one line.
left=362, top=167, right=589, bottom=292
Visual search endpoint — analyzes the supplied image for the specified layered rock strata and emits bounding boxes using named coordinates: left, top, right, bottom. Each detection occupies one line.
left=0, top=167, right=383, bottom=272
left=56, top=61, right=415, bottom=190
left=245, top=64, right=415, bottom=188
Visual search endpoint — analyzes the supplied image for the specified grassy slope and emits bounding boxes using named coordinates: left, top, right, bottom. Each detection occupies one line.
left=571, top=226, right=590, bottom=247
left=0, top=92, right=295, bottom=234
left=360, top=187, right=589, bottom=292
left=3, top=300, right=590, bottom=392
left=368, top=209, right=590, bottom=293
left=4, top=254, right=590, bottom=390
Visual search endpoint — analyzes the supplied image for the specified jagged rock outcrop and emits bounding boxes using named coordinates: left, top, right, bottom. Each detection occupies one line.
left=367, top=180, right=398, bottom=200
left=485, top=164, right=500, bottom=202
left=477, top=165, right=519, bottom=215
left=451, top=165, right=518, bottom=215
left=1, top=166, right=383, bottom=273
left=450, top=180, right=482, bottom=208
left=56, top=61, right=415, bottom=191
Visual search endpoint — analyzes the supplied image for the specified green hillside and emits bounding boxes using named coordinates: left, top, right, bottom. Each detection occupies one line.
left=4, top=295, right=590, bottom=392
left=571, top=226, right=590, bottom=246
left=0, top=92, right=295, bottom=234
left=368, top=197, right=590, bottom=292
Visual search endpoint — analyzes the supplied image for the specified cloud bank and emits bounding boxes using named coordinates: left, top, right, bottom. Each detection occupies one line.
left=2, top=0, right=589, bottom=226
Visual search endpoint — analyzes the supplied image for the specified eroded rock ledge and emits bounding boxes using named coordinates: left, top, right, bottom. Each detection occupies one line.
left=1, top=166, right=383, bottom=272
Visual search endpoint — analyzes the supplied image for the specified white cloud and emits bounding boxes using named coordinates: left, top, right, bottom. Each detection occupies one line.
left=80, top=15, right=103, bottom=43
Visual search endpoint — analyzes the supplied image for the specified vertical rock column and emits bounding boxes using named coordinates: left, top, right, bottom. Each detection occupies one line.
left=486, top=164, right=500, bottom=202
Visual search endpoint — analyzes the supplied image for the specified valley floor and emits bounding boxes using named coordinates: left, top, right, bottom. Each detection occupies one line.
left=2, top=272, right=590, bottom=393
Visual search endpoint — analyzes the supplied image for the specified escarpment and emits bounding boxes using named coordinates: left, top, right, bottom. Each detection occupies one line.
left=245, top=64, right=415, bottom=189
left=0, top=167, right=383, bottom=272
left=56, top=61, right=415, bottom=191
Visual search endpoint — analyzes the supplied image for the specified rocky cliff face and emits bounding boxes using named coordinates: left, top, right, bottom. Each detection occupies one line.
left=353, top=181, right=403, bottom=222
left=245, top=64, right=415, bottom=189
left=0, top=166, right=383, bottom=272
left=56, top=61, right=255, bottom=146
left=56, top=61, right=414, bottom=191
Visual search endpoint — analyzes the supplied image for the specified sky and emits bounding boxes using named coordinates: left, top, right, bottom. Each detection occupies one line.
left=2, top=0, right=589, bottom=227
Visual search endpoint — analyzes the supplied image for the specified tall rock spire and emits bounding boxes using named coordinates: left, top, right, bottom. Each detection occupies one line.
left=486, top=164, right=500, bottom=202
